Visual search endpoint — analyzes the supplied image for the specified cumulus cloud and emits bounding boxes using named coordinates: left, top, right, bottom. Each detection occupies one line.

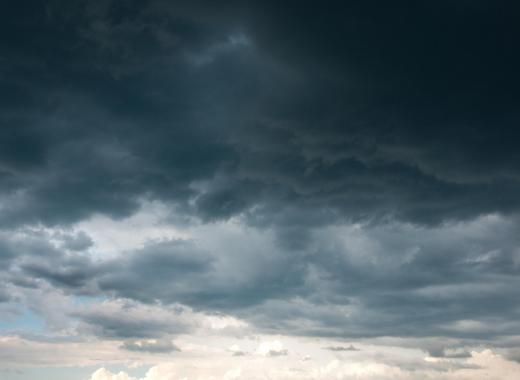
left=256, top=340, right=288, bottom=357
left=87, top=349, right=520, bottom=380
left=90, top=368, right=136, bottom=380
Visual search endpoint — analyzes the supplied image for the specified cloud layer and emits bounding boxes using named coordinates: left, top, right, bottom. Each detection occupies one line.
left=1, top=1, right=519, bottom=379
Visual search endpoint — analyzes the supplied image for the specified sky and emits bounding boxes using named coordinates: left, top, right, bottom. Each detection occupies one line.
left=1, top=1, right=520, bottom=379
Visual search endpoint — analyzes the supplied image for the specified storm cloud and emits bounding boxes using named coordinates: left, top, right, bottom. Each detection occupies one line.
left=0, top=0, right=519, bottom=231
left=1, top=1, right=520, bottom=379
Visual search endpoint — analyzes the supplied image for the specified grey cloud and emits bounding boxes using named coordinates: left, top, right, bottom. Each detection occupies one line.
left=58, top=231, right=93, bottom=251
left=7, top=231, right=99, bottom=291
left=0, top=290, right=10, bottom=303
left=10, top=236, right=217, bottom=303
left=3, top=216, right=520, bottom=342
left=120, top=339, right=180, bottom=353
left=1, top=0, right=520, bottom=356
left=227, top=217, right=520, bottom=341
left=98, top=238, right=307, bottom=310
left=324, top=345, right=359, bottom=352
left=265, top=349, right=288, bottom=357
left=21, top=258, right=95, bottom=290
left=97, top=239, right=215, bottom=304
left=78, top=313, right=177, bottom=339
left=428, top=347, right=472, bottom=359
left=74, top=302, right=193, bottom=339
left=0, top=240, right=16, bottom=266
left=505, top=348, right=520, bottom=363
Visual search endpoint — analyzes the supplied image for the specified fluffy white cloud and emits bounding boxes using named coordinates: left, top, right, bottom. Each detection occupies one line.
left=91, top=368, right=137, bottom=380
left=256, top=340, right=288, bottom=357
left=87, top=349, right=520, bottom=380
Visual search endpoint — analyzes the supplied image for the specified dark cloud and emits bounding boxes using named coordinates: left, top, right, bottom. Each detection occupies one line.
left=78, top=312, right=179, bottom=339
left=1, top=0, right=520, bottom=353
left=0, top=0, right=518, bottom=232
left=74, top=301, right=192, bottom=339
left=2, top=230, right=99, bottom=291
left=21, top=256, right=95, bottom=290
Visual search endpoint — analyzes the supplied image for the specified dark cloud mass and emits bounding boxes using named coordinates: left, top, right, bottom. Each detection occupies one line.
left=0, top=0, right=519, bottom=229
left=0, top=0, right=520, bottom=349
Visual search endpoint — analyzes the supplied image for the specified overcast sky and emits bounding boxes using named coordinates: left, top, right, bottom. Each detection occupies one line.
left=1, top=1, right=520, bottom=379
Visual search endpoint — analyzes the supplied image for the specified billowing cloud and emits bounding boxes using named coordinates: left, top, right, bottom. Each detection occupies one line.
left=1, top=213, right=519, bottom=344
left=87, top=349, right=520, bottom=380
left=1, top=1, right=520, bottom=379
left=0, top=1, right=519, bottom=232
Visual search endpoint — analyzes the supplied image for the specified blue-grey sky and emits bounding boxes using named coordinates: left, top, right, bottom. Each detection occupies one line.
left=1, top=1, right=520, bottom=379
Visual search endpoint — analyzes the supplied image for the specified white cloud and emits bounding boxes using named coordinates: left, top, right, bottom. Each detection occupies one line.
left=86, top=349, right=520, bottom=380
left=256, top=340, right=288, bottom=357
left=76, top=200, right=187, bottom=258
left=90, top=368, right=137, bottom=380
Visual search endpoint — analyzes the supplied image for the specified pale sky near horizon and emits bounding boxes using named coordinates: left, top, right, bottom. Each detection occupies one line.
left=1, top=1, right=520, bottom=379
